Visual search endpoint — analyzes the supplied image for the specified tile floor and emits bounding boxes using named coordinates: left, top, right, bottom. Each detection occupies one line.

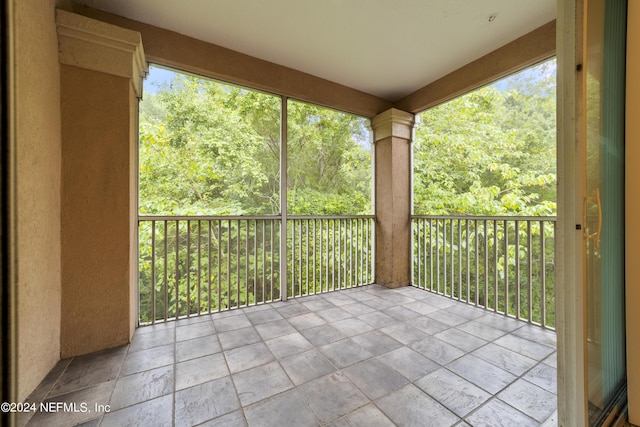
left=22, top=284, right=558, bottom=427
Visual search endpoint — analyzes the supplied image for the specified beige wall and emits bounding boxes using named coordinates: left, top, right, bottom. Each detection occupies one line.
left=129, top=86, right=139, bottom=339
left=55, top=8, right=145, bottom=358
left=372, top=109, right=414, bottom=288
left=14, top=0, right=63, bottom=401
left=626, top=1, right=640, bottom=423
left=59, top=65, right=135, bottom=357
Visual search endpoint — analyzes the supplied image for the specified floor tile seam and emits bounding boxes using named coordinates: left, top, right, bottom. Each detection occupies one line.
left=224, top=341, right=259, bottom=418
left=410, top=369, right=486, bottom=420
left=98, top=341, right=132, bottom=416
left=511, top=325, right=558, bottom=341
left=492, top=390, right=556, bottom=423
left=490, top=337, right=556, bottom=361
left=436, top=364, right=497, bottom=396
left=442, top=356, right=557, bottom=416
left=296, top=370, right=372, bottom=427
left=442, top=343, right=557, bottom=404
left=171, top=317, right=177, bottom=427
left=135, top=319, right=177, bottom=333
left=45, top=376, right=118, bottom=402
left=407, top=334, right=471, bottom=366
left=175, top=317, right=216, bottom=340
left=440, top=362, right=515, bottom=397
left=278, top=342, right=386, bottom=407
left=174, top=313, right=215, bottom=329
left=226, top=341, right=278, bottom=375
left=541, top=357, right=557, bottom=368
left=507, top=363, right=559, bottom=396
left=100, top=389, right=175, bottom=421
left=22, top=358, right=73, bottom=427
left=232, top=360, right=324, bottom=424
left=432, top=328, right=490, bottom=352
left=339, top=361, right=406, bottom=402
left=368, top=384, right=461, bottom=427
left=78, top=345, right=171, bottom=418
left=223, top=381, right=248, bottom=425
left=453, top=317, right=510, bottom=340
left=464, top=341, right=540, bottom=376
left=38, top=357, right=74, bottom=402
left=459, top=394, right=539, bottom=425
left=261, top=358, right=325, bottom=425
left=314, top=399, right=374, bottom=427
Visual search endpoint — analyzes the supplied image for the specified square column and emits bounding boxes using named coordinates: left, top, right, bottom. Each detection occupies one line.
left=57, top=10, right=147, bottom=357
left=372, top=108, right=415, bottom=288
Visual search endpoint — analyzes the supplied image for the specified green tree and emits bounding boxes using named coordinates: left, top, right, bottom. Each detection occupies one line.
left=412, top=59, right=557, bottom=327
left=137, top=70, right=374, bottom=322
left=139, top=74, right=372, bottom=216
left=413, top=60, right=556, bottom=216
left=139, top=75, right=281, bottom=215
left=287, top=100, right=372, bottom=215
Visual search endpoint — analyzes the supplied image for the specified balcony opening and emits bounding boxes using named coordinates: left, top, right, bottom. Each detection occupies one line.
left=137, top=66, right=374, bottom=324
left=412, top=58, right=557, bottom=330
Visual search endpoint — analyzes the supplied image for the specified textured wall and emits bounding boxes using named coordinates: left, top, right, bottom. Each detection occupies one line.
left=372, top=109, right=414, bottom=288
left=60, top=65, right=134, bottom=357
left=14, top=0, right=62, bottom=401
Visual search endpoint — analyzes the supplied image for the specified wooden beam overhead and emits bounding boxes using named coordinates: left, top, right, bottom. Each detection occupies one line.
left=394, top=20, right=556, bottom=114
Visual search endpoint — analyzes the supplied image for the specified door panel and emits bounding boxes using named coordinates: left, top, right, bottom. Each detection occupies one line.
left=584, top=0, right=627, bottom=424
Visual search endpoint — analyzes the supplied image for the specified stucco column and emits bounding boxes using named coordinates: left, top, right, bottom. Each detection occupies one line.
left=372, top=108, right=415, bottom=288
left=57, top=10, right=147, bottom=357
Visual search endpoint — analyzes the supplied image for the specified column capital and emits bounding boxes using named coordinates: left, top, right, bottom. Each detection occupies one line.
left=371, top=108, right=415, bottom=142
left=56, top=9, right=148, bottom=97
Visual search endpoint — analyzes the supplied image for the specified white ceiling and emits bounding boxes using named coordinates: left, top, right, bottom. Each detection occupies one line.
left=73, top=0, right=556, bottom=101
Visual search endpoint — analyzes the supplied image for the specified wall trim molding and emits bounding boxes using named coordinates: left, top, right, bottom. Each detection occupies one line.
left=372, top=108, right=415, bottom=142
left=56, top=9, right=147, bottom=97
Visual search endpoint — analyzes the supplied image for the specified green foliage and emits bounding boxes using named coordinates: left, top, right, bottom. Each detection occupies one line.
left=138, top=61, right=558, bottom=325
left=138, top=69, right=373, bottom=321
left=287, top=100, right=372, bottom=215
left=413, top=60, right=556, bottom=216
left=412, top=59, right=557, bottom=327
left=139, top=219, right=282, bottom=323
left=287, top=218, right=374, bottom=298
left=139, top=74, right=372, bottom=216
left=139, top=76, right=281, bottom=215
left=413, top=218, right=556, bottom=327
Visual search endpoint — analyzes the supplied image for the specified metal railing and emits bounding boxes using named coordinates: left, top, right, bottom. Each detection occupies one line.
left=138, top=215, right=375, bottom=323
left=138, top=216, right=281, bottom=324
left=288, top=216, right=375, bottom=298
left=411, top=215, right=556, bottom=329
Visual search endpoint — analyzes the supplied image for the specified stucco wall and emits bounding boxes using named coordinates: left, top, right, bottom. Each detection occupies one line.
left=14, top=0, right=63, bottom=401
left=372, top=109, right=414, bottom=288
left=60, top=65, right=133, bottom=357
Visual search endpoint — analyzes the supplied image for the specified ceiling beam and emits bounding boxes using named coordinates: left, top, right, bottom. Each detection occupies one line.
left=69, top=5, right=393, bottom=118
left=394, top=20, right=556, bottom=114
left=68, top=5, right=554, bottom=118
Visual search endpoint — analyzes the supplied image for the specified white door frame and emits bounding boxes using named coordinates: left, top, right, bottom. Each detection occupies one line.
left=557, top=0, right=588, bottom=425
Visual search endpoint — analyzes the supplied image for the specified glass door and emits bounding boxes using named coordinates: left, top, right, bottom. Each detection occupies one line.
left=584, top=0, right=627, bottom=424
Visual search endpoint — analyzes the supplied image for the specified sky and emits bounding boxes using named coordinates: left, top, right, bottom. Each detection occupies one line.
left=143, top=65, right=179, bottom=95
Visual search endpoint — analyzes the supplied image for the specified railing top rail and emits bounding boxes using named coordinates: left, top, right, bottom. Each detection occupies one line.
left=138, top=214, right=282, bottom=221
left=289, top=215, right=375, bottom=220
left=138, top=214, right=376, bottom=222
left=411, top=214, right=557, bottom=222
